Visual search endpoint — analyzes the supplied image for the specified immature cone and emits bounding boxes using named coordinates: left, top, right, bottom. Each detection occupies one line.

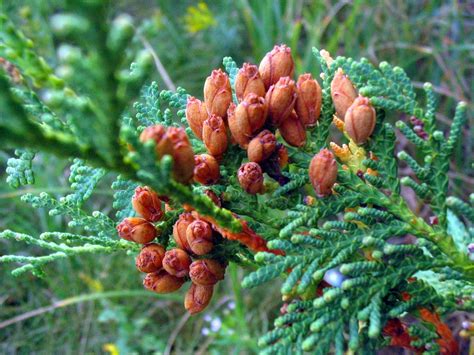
left=331, top=68, right=358, bottom=119
left=204, top=69, right=232, bottom=118
left=162, top=248, right=192, bottom=277
left=117, top=217, right=156, bottom=244
left=235, top=93, right=267, bottom=134
left=309, top=149, right=338, bottom=197
left=185, top=283, right=214, bottom=314
left=136, top=243, right=166, bottom=273
left=235, top=63, right=266, bottom=102
left=186, top=220, right=214, bottom=255
left=228, top=102, right=251, bottom=148
left=139, top=124, right=168, bottom=151
left=238, top=162, right=264, bottom=195
left=278, top=111, right=306, bottom=147
left=143, top=270, right=184, bottom=293
left=193, top=154, right=220, bottom=185
left=132, top=186, right=163, bottom=222
left=164, top=127, right=195, bottom=183
left=247, top=130, right=277, bottom=163
left=295, top=73, right=322, bottom=127
left=344, top=96, right=376, bottom=144
left=189, top=259, right=225, bottom=286
left=266, top=76, right=296, bottom=126
left=173, top=213, right=195, bottom=251
left=259, top=44, right=295, bottom=89
left=202, top=114, right=228, bottom=156
left=186, top=96, right=208, bottom=139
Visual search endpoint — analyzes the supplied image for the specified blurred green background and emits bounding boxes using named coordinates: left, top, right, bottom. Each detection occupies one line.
left=1, top=0, right=472, bottom=353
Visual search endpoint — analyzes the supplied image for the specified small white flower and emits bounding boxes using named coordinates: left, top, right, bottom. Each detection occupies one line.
left=201, top=327, right=210, bottom=336
left=203, top=314, right=212, bottom=322
left=228, top=301, right=236, bottom=310
left=210, top=317, right=222, bottom=332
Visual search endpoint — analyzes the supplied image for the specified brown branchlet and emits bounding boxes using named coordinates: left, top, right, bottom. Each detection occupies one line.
left=143, top=270, right=184, bottom=293
left=117, top=217, right=157, bottom=244
left=184, top=283, right=214, bottom=314
left=309, top=149, right=338, bottom=197
left=193, top=154, right=220, bottom=185
left=278, top=111, right=306, bottom=147
left=204, top=189, right=222, bottom=207
left=186, top=96, right=208, bottom=139
left=173, top=213, right=195, bottom=251
left=186, top=220, right=214, bottom=255
left=344, top=96, right=376, bottom=144
left=247, top=130, right=277, bottom=163
left=136, top=243, right=166, bottom=273
left=235, top=63, right=266, bottom=102
left=204, top=69, right=232, bottom=118
left=259, top=44, right=295, bottom=89
left=277, top=145, right=289, bottom=168
left=203, top=114, right=228, bottom=156
left=189, top=259, right=225, bottom=286
left=331, top=68, right=358, bottom=119
left=238, top=162, right=264, bottom=195
left=295, top=73, right=322, bottom=127
left=266, top=76, right=296, bottom=126
left=162, top=248, right=192, bottom=278
left=132, top=186, right=163, bottom=222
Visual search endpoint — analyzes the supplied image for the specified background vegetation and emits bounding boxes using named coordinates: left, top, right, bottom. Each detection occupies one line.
left=1, top=0, right=472, bottom=353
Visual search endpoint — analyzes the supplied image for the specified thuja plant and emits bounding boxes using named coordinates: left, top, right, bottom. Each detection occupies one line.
left=1, top=5, right=473, bottom=354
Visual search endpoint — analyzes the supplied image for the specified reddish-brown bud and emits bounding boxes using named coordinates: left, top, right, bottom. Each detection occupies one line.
left=204, top=189, right=221, bottom=207
left=238, top=162, right=264, bottom=195
left=235, top=93, right=267, bottom=134
left=247, top=130, right=277, bottom=163
left=259, top=44, right=295, bottom=89
left=228, top=102, right=251, bottom=148
left=173, top=213, right=195, bottom=251
left=164, top=127, right=195, bottom=183
left=162, top=248, right=192, bottom=277
left=235, top=63, right=266, bottom=102
left=265, top=76, right=296, bottom=126
left=184, top=283, right=214, bottom=314
left=204, top=69, right=232, bottom=118
left=193, top=154, right=220, bottom=185
left=344, top=96, right=376, bottom=144
left=295, top=73, right=322, bottom=127
left=186, top=96, right=208, bottom=139
left=136, top=243, right=165, bottom=273
left=202, top=114, right=228, bottom=156
left=277, top=145, right=289, bottom=168
left=309, top=149, right=338, bottom=197
left=331, top=68, right=358, bottom=119
left=139, top=124, right=169, bottom=151
left=189, top=259, right=225, bottom=286
left=132, top=186, right=163, bottom=222
left=143, top=270, right=184, bottom=293
left=117, top=217, right=156, bottom=244
left=278, top=111, right=306, bottom=147
left=186, top=220, right=214, bottom=255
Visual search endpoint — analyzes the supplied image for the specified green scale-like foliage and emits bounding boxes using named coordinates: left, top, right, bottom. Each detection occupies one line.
left=0, top=4, right=472, bottom=354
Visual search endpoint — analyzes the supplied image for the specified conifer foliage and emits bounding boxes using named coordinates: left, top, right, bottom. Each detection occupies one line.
left=1, top=3, right=472, bottom=353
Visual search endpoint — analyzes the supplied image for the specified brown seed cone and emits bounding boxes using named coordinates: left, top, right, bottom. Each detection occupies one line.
left=184, top=283, right=214, bottom=315
left=235, top=63, right=266, bottom=102
left=189, top=259, right=225, bottom=286
left=344, top=96, right=376, bottom=144
left=259, top=44, right=295, bottom=89
left=228, top=102, right=251, bottom=148
left=204, top=69, right=232, bottom=118
left=186, top=220, right=214, bottom=255
left=139, top=124, right=167, bottom=146
left=295, top=73, right=322, bottom=127
left=165, top=127, right=195, bottom=184
left=132, top=186, right=163, bottom=222
left=265, top=76, right=296, bottom=126
left=247, top=130, right=277, bottom=163
left=173, top=213, right=195, bottom=251
left=309, top=149, right=338, bottom=197
left=143, top=270, right=184, bottom=293
left=278, top=111, right=306, bottom=147
left=162, top=248, right=192, bottom=278
left=235, top=93, right=267, bottom=134
left=117, top=217, right=157, bottom=244
left=238, top=162, right=264, bottom=195
left=193, top=154, right=220, bottom=185
left=331, top=68, right=358, bottom=119
left=202, top=114, right=228, bottom=156
left=277, top=145, right=289, bottom=168
left=186, top=96, right=208, bottom=139
left=136, top=243, right=166, bottom=273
